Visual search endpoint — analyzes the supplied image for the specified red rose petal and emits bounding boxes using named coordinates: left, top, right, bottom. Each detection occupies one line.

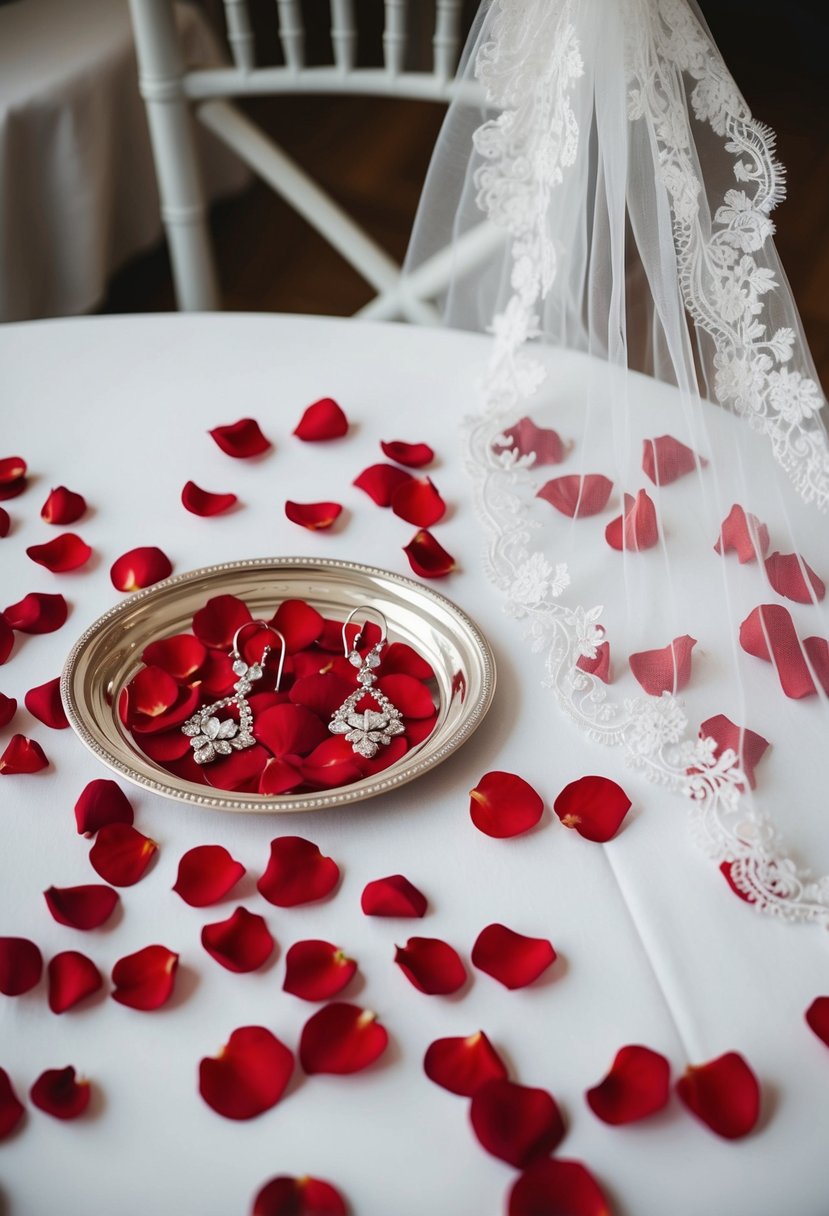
left=0, top=1068, right=24, bottom=1140
left=358, top=732, right=409, bottom=776
left=111, top=944, right=178, bottom=1010
left=285, top=500, right=343, bottom=531
left=803, top=637, right=829, bottom=696
left=193, top=594, right=252, bottom=649
left=127, top=664, right=179, bottom=719
left=258, top=757, right=303, bottom=795
left=699, top=715, right=769, bottom=791
left=202, top=907, right=275, bottom=973
left=553, top=775, right=632, bottom=842
left=354, top=462, right=414, bottom=506
left=424, top=1032, right=508, bottom=1097
left=26, top=533, right=91, bottom=573
left=284, top=940, right=357, bottom=1001
left=470, top=1078, right=566, bottom=1168
left=203, top=743, right=271, bottom=793
left=676, top=1051, right=760, bottom=1139
left=739, top=604, right=816, bottom=699
left=719, top=860, right=756, bottom=904
left=765, top=551, right=825, bottom=604
left=4, top=591, right=67, bottom=633
left=181, top=481, right=237, bottom=516
left=89, top=823, right=157, bottom=887
left=299, top=736, right=363, bottom=788
left=471, top=924, right=556, bottom=990
left=209, top=417, right=271, bottom=458
left=586, top=1045, right=671, bottom=1124
left=805, top=996, right=829, bottom=1048
left=0, top=507, right=8, bottom=537
left=252, top=1175, right=347, bottom=1216
left=605, top=489, right=659, bottom=551
left=508, top=1159, right=611, bottom=1216
left=294, top=397, right=348, bottom=442
left=110, top=546, right=172, bottom=592
left=30, top=1067, right=90, bottom=1120
left=391, top=477, right=446, bottom=527
left=200, top=1025, right=293, bottom=1119
left=629, top=635, right=696, bottom=696
left=142, top=634, right=207, bottom=683
left=714, top=504, right=770, bottom=563
left=642, top=435, right=706, bottom=485
left=299, top=1003, right=388, bottom=1075
left=289, top=673, right=356, bottom=720
left=257, top=836, right=340, bottom=907
left=395, top=936, right=466, bottom=995
left=537, top=474, right=612, bottom=518
left=173, top=845, right=245, bottom=907
left=0, top=733, right=48, bottom=774
left=576, top=641, right=611, bottom=683
left=74, top=779, right=134, bottom=836
left=254, top=703, right=328, bottom=758
left=41, top=485, right=86, bottom=525
left=271, top=599, right=325, bottom=654
left=44, top=884, right=119, bottom=930
left=47, top=951, right=103, bottom=1014
left=376, top=673, right=435, bottom=719
left=24, top=677, right=68, bottom=729
left=469, top=771, right=544, bottom=839
left=0, top=693, right=16, bottom=727
left=495, top=417, right=566, bottom=465
left=0, top=617, right=13, bottom=665
left=403, top=529, right=455, bottom=578
left=361, top=874, right=427, bottom=918
left=381, top=439, right=434, bottom=468
left=0, top=456, right=27, bottom=500
left=381, top=642, right=435, bottom=681
left=0, top=937, right=43, bottom=995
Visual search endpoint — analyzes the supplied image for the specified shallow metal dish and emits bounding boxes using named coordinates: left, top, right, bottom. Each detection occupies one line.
left=61, top=557, right=496, bottom=813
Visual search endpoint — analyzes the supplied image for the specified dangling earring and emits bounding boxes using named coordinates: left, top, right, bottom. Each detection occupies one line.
left=329, top=607, right=404, bottom=759
left=182, top=621, right=286, bottom=765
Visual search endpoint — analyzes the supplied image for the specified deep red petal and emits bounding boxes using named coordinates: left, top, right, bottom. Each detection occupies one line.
left=181, top=481, right=237, bottom=516
left=606, top=489, right=659, bottom=551
left=0, top=693, right=16, bottom=728
left=765, top=551, right=825, bottom=604
left=257, top=836, right=340, bottom=906
left=0, top=456, right=27, bottom=499
left=30, top=1067, right=90, bottom=1120
left=293, top=397, right=348, bottom=441
left=586, top=1045, right=671, bottom=1124
left=0, top=508, right=8, bottom=538
left=376, top=673, right=435, bottom=719
left=47, top=951, right=103, bottom=1014
left=642, top=435, right=706, bottom=485
left=381, top=642, right=435, bottom=681
left=805, top=996, right=829, bottom=1048
left=739, top=604, right=816, bottom=699
left=803, top=637, right=829, bottom=696
left=193, top=594, right=253, bottom=649
left=699, top=715, right=769, bottom=791
left=0, top=476, right=25, bottom=502
left=258, top=757, right=303, bottom=795
left=676, top=1052, right=761, bottom=1139
left=576, top=642, right=611, bottom=683
left=358, top=732, right=409, bottom=776
left=0, top=617, right=13, bottom=665
left=361, top=874, right=427, bottom=918
left=354, top=463, right=414, bottom=506
left=127, top=665, right=179, bottom=719
left=299, top=1003, right=388, bottom=1074
left=111, top=945, right=178, bottom=1010
left=403, top=529, right=456, bottom=578
left=470, top=1078, right=566, bottom=1168
left=110, top=546, right=172, bottom=592
left=0, top=1069, right=24, bottom=1140
left=283, top=940, right=358, bottom=1001
left=537, top=474, right=612, bottom=518
left=380, top=439, right=434, bottom=468
left=424, top=1032, right=508, bottom=1097
left=204, top=744, right=271, bottom=793
left=271, top=599, right=325, bottom=654
left=469, top=771, right=544, bottom=839
left=209, top=417, right=271, bottom=457
left=252, top=1175, right=348, bottom=1216
left=629, top=635, right=696, bottom=695
left=74, top=779, right=134, bottom=836
left=0, top=734, right=48, bottom=774
left=554, top=775, right=632, bottom=842
left=289, top=673, right=356, bottom=720
left=471, top=924, right=556, bottom=989
left=255, top=703, right=328, bottom=758
left=194, top=649, right=236, bottom=696
left=173, top=845, right=245, bottom=906
left=495, top=417, right=566, bottom=465
left=285, top=501, right=343, bottom=531
left=142, top=634, right=207, bottom=683
left=0, top=937, right=43, bottom=995
left=4, top=592, right=67, bottom=633
left=41, top=486, right=86, bottom=525
left=24, top=677, right=68, bottom=729
left=391, top=477, right=446, bottom=527
left=395, top=936, right=466, bottom=995
left=200, top=1026, right=293, bottom=1119
left=508, top=1159, right=612, bottom=1216
left=44, top=884, right=119, bottom=930
left=300, top=736, right=364, bottom=788
left=202, top=907, right=275, bottom=973
left=714, top=504, right=770, bottom=563
left=26, top=533, right=92, bottom=573
left=89, top=823, right=157, bottom=886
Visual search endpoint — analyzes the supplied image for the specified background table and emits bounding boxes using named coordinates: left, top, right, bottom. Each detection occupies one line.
left=1, top=314, right=827, bottom=1215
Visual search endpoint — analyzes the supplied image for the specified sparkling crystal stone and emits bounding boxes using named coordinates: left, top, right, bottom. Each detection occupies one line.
left=232, top=659, right=248, bottom=676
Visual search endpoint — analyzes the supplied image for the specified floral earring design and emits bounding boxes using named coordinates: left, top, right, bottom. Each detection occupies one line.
left=328, top=607, right=404, bottom=759
left=182, top=621, right=286, bottom=765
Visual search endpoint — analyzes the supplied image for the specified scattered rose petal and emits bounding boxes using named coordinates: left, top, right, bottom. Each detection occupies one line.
left=111, top=945, right=178, bottom=1010
left=258, top=757, right=303, bottom=795
left=395, top=937, right=466, bottom=995
left=44, top=884, right=119, bottom=930
left=577, top=642, right=611, bottom=683
left=173, top=845, right=245, bottom=906
left=0, top=1069, right=24, bottom=1140
left=110, top=546, right=172, bottom=592
left=182, top=481, right=237, bottom=516
left=0, top=617, right=13, bottom=665
left=202, top=908, right=274, bottom=973
left=470, top=1078, right=565, bottom=1168
left=699, top=715, right=769, bottom=791
left=252, top=1175, right=348, bottom=1216
left=0, top=693, right=16, bottom=727
left=193, top=594, right=252, bottom=650
left=508, top=1159, right=611, bottom=1216
left=41, top=486, right=86, bottom=525
left=803, top=637, right=829, bottom=696
left=0, top=507, right=8, bottom=538
left=586, top=1045, right=671, bottom=1124
left=714, top=504, right=769, bottom=563
left=359, top=732, right=409, bottom=776
left=257, top=836, right=340, bottom=907
left=403, top=529, right=455, bottom=578
left=376, top=674, right=435, bottom=719
left=203, top=744, right=271, bottom=793
left=605, top=489, right=659, bottom=551
left=424, top=1032, right=508, bottom=1097
left=285, top=500, right=343, bottom=531
left=805, top=997, right=829, bottom=1048
left=30, top=1067, right=90, bottom=1120
left=301, top=736, right=364, bottom=789
left=495, top=417, right=566, bottom=465
left=471, top=924, right=556, bottom=990
left=47, top=951, right=103, bottom=1014
left=381, top=439, right=434, bottom=468
left=24, top=677, right=68, bottom=729
left=200, top=1026, right=293, bottom=1119
left=354, top=462, right=414, bottom=506
left=294, top=397, right=348, bottom=441
left=89, top=823, right=157, bottom=886
left=142, top=634, right=207, bottom=682
left=676, top=1051, right=760, bottom=1139
left=74, top=779, right=134, bottom=836
left=391, top=477, right=446, bottom=527
left=361, top=874, right=427, bottom=918
left=469, top=771, right=544, bottom=839
left=4, top=591, right=67, bottom=633
left=642, top=435, right=706, bottom=485
left=26, top=533, right=92, bottom=573
left=0, top=937, right=43, bottom=995
left=271, top=599, right=325, bottom=653
left=554, top=775, right=632, bottom=842
left=254, top=703, right=328, bottom=758
left=739, top=604, right=816, bottom=699
left=284, top=940, right=357, bottom=1001
left=537, top=474, right=612, bottom=518
left=629, top=636, right=696, bottom=696
left=209, top=417, right=271, bottom=458
left=381, top=642, right=434, bottom=681
left=299, top=1003, right=388, bottom=1075
left=764, top=551, right=825, bottom=604
left=0, top=456, right=26, bottom=500
left=0, top=733, right=48, bottom=774
left=289, top=673, right=356, bottom=720
left=126, top=664, right=179, bottom=720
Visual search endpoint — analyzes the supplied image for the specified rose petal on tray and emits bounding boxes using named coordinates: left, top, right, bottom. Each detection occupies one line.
left=353, top=462, right=414, bottom=506
left=0, top=734, right=48, bottom=774
left=289, top=673, right=355, bottom=720
left=381, top=439, right=434, bottom=468
left=698, top=715, right=769, bottom=791
left=41, top=486, right=86, bottom=525
left=739, top=604, right=817, bottom=699
left=202, top=908, right=274, bottom=973
left=173, top=845, right=245, bottom=906
left=381, top=642, right=435, bottom=681
left=258, top=757, right=303, bottom=795
left=111, top=945, right=178, bottom=1010
left=283, top=940, right=357, bottom=1001
left=74, top=779, right=134, bottom=836
left=143, top=634, right=207, bottom=682
left=299, top=1003, right=388, bottom=1075
left=395, top=937, right=466, bottom=995
left=553, top=776, right=632, bottom=842
left=403, top=529, right=455, bottom=578
left=294, top=397, right=348, bottom=441
left=26, top=533, right=92, bottom=573
left=285, top=501, right=343, bottom=531
left=181, top=481, right=237, bottom=516
left=89, top=824, right=157, bottom=887
left=764, top=551, right=825, bottom=604
left=24, top=677, right=68, bottom=729
left=0, top=456, right=27, bottom=500
left=714, top=504, right=769, bottom=563
left=47, top=951, right=103, bottom=1014
left=495, top=417, right=566, bottom=465
left=257, top=837, right=340, bottom=907
left=203, top=744, right=271, bottom=793
left=200, top=1026, right=293, bottom=1119
left=469, top=771, right=544, bottom=839
left=271, top=599, right=325, bottom=653
left=254, top=703, right=328, bottom=759
left=0, top=936, right=43, bottom=995
left=629, top=636, right=696, bottom=696
left=586, top=1045, right=671, bottom=1124
left=805, top=996, right=829, bottom=1048
left=4, top=592, right=67, bottom=634
left=110, top=546, right=172, bottom=592
left=642, top=435, right=706, bottom=485
left=0, top=693, right=16, bottom=727
left=537, top=474, right=612, bottom=518
left=676, top=1051, right=760, bottom=1139
left=30, top=1067, right=90, bottom=1120
left=252, top=1175, right=348, bottom=1216
left=0, top=1069, right=25, bottom=1140
left=471, top=924, right=556, bottom=990
left=508, top=1159, right=612, bottom=1216
left=209, top=418, right=270, bottom=457
left=44, top=884, right=119, bottom=930
left=299, top=737, right=363, bottom=789
left=605, top=489, right=659, bottom=551
left=193, top=594, right=252, bottom=649
left=376, top=674, right=435, bottom=719
left=391, top=477, right=446, bottom=527
left=424, top=1032, right=508, bottom=1097
left=470, top=1078, right=565, bottom=1168
left=361, top=874, right=427, bottom=918
left=576, top=641, right=611, bottom=683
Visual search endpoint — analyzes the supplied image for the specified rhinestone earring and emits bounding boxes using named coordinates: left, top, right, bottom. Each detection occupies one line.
left=182, top=621, right=286, bottom=765
left=328, top=607, right=404, bottom=759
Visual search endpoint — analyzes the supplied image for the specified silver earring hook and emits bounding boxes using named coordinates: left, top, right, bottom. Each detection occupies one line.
left=341, top=606, right=388, bottom=658
left=232, top=620, right=287, bottom=691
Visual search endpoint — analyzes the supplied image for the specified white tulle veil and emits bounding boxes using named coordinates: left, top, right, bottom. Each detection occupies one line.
left=403, top=0, right=829, bottom=924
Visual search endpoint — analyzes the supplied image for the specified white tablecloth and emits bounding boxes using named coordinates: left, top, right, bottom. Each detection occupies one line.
left=0, top=315, right=827, bottom=1216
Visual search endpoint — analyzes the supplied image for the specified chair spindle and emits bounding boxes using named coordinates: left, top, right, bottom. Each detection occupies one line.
left=383, top=0, right=406, bottom=76
left=222, top=0, right=255, bottom=70
left=330, top=0, right=356, bottom=72
left=276, top=0, right=305, bottom=70
left=433, top=0, right=461, bottom=80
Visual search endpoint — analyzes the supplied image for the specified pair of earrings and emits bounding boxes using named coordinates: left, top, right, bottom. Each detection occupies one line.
left=180, top=607, right=403, bottom=766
